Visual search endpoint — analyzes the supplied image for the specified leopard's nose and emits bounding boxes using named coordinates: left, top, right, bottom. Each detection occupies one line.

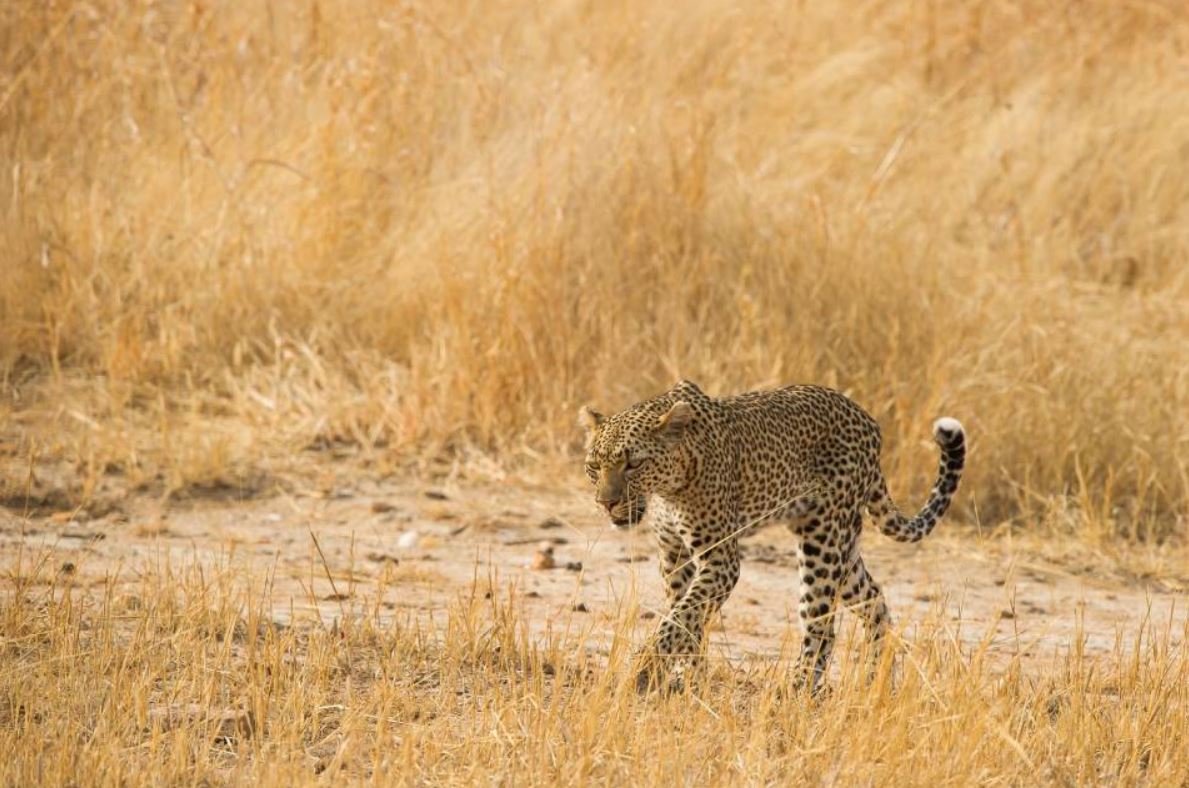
left=602, top=499, right=620, bottom=514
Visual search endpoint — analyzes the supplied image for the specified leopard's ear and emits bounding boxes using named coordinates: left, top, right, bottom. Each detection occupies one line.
left=578, top=406, right=605, bottom=433
left=656, top=401, right=694, bottom=441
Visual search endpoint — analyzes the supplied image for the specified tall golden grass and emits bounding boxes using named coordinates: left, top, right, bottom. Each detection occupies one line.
left=1, top=1, right=1186, bottom=539
left=2, top=554, right=1187, bottom=784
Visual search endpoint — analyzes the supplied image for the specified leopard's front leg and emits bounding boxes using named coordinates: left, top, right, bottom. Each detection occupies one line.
left=657, top=528, right=695, bottom=606
left=638, top=537, right=741, bottom=692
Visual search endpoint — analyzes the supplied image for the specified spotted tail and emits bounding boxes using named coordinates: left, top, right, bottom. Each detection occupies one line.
left=867, top=418, right=966, bottom=543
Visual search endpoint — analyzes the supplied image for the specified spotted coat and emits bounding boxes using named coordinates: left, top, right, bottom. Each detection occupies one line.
left=580, top=380, right=966, bottom=692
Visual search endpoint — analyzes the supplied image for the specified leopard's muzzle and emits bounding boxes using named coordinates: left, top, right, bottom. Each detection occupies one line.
left=604, top=494, right=647, bottom=529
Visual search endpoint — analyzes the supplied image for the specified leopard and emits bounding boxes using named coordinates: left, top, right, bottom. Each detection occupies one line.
left=579, top=379, right=966, bottom=693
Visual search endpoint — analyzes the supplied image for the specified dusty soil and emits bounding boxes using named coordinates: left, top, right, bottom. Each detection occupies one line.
left=2, top=471, right=1184, bottom=672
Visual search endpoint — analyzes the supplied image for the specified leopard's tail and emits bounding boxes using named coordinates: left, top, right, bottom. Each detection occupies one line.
left=867, top=418, right=966, bottom=543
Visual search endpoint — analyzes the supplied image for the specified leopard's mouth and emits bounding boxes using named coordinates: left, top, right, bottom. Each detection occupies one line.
left=609, top=496, right=647, bottom=529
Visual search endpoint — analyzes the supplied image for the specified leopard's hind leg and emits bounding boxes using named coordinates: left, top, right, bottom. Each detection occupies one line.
left=793, top=506, right=856, bottom=695
left=840, top=513, right=892, bottom=678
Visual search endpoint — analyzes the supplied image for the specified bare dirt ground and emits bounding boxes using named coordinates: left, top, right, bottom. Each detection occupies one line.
left=2, top=470, right=1185, bottom=675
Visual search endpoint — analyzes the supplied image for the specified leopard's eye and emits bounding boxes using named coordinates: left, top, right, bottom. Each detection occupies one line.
left=584, top=461, right=599, bottom=474
left=625, top=455, right=647, bottom=471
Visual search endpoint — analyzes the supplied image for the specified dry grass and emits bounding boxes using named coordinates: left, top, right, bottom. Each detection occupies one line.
left=2, top=551, right=1187, bottom=785
left=1, top=1, right=1187, bottom=540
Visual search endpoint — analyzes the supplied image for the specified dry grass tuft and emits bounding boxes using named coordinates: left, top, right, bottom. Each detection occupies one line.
left=1, top=4, right=1187, bottom=537
left=1, top=553, right=1186, bottom=785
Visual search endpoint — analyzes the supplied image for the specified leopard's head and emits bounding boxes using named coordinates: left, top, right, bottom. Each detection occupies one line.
left=578, top=382, right=703, bottom=529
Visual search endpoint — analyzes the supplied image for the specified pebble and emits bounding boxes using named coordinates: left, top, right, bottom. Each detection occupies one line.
left=530, top=543, right=556, bottom=570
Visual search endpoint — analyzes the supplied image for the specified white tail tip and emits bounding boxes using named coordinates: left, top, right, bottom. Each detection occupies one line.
left=932, top=417, right=964, bottom=441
